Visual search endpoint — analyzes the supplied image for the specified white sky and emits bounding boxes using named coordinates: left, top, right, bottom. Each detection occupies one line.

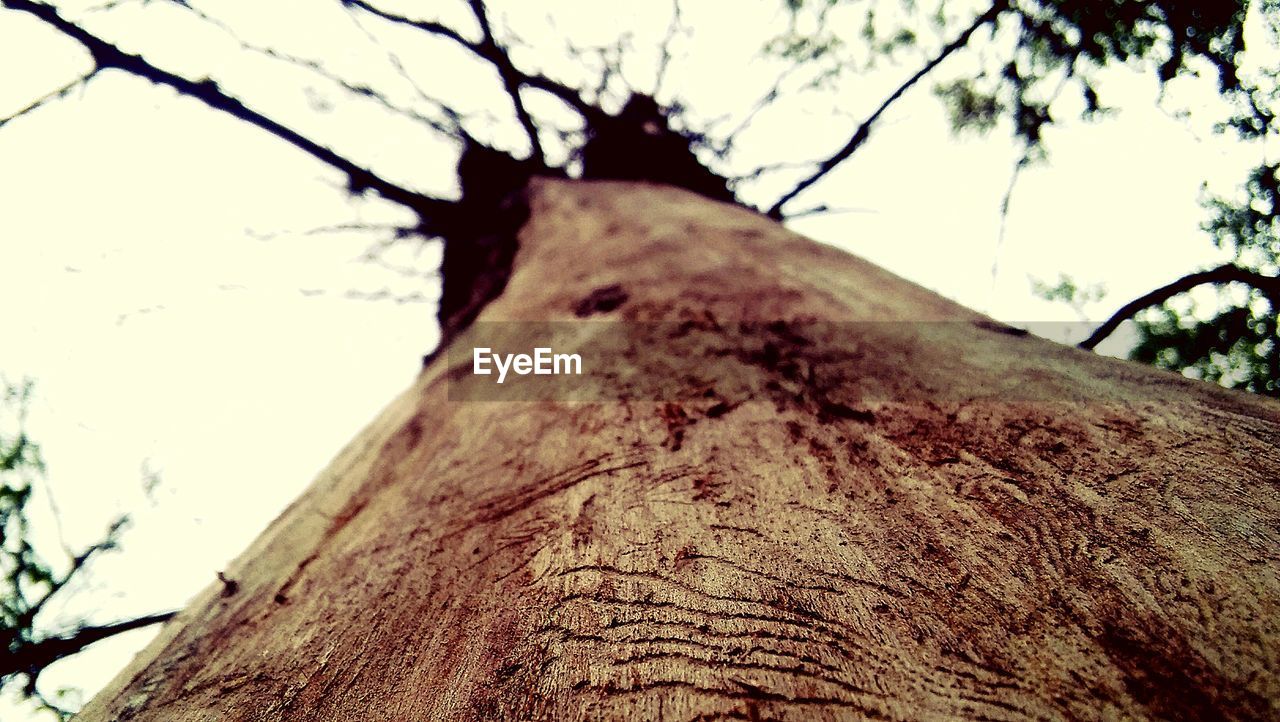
left=0, top=0, right=1264, bottom=717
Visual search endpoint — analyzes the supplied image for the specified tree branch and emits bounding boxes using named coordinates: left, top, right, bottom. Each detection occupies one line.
left=653, top=0, right=683, bottom=97
left=337, top=5, right=466, bottom=135
left=0, top=71, right=97, bottom=129
left=714, top=62, right=805, bottom=162
left=1, top=611, right=176, bottom=682
left=340, top=0, right=603, bottom=126
left=1079, top=264, right=1280, bottom=350
left=21, top=519, right=123, bottom=630
left=340, top=0, right=474, bottom=50
left=783, top=203, right=876, bottom=220
left=766, top=0, right=1008, bottom=220
left=2, top=0, right=453, bottom=226
left=465, top=0, right=543, bottom=163
left=990, top=148, right=1031, bottom=293
left=168, top=0, right=462, bottom=138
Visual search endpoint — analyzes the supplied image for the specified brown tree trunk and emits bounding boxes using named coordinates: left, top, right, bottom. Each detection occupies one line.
left=81, top=180, right=1280, bottom=721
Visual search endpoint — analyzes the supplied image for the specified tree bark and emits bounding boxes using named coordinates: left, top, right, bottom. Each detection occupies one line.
left=80, top=179, right=1280, bottom=721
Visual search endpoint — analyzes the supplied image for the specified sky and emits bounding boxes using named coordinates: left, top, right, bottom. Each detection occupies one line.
left=0, top=0, right=1265, bottom=717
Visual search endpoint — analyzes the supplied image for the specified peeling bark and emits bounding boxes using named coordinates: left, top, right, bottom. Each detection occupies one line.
left=80, top=180, right=1280, bottom=721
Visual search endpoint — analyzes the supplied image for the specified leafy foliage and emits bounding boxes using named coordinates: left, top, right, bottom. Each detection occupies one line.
left=773, top=0, right=1255, bottom=152
left=934, top=79, right=1005, bottom=134
left=774, top=0, right=1279, bottom=395
left=0, top=380, right=130, bottom=719
left=1132, top=295, right=1278, bottom=394
left=1, top=382, right=51, bottom=649
left=998, top=0, right=1278, bottom=393
left=1130, top=161, right=1280, bottom=396
left=1031, top=273, right=1107, bottom=317
left=1202, top=162, right=1280, bottom=266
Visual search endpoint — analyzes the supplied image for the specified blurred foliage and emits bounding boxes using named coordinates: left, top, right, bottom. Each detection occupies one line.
left=1203, top=163, right=1280, bottom=260
left=1031, top=273, right=1107, bottom=318
left=934, top=79, right=1005, bottom=134
left=772, top=0, right=1280, bottom=396
left=2, top=382, right=51, bottom=648
left=1132, top=162, right=1280, bottom=395
left=1132, top=296, right=1277, bottom=395
left=772, top=0, right=1261, bottom=151
left=1, top=380, right=127, bottom=720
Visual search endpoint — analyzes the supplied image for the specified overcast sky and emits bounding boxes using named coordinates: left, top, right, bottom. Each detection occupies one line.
left=0, top=0, right=1265, bottom=716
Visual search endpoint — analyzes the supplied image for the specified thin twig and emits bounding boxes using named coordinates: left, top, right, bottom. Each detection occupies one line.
left=339, top=7, right=465, bottom=135
left=305, top=221, right=417, bottom=237
left=716, top=61, right=811, bottom=160
left=991, top=53, right=1080, bottom=303
left=782, top=203, right=877, bottom=220
left=22, top=516, right=127, bottom=626
left=766, top=0, right=1008, bottom=219
left=989, top=149, right=1030, bottom=300
left=340, top=0, right=602, bottom=125
left=169, top=1, right=461, bottom=138
left=729, top=159, right=820, bottom=185
left=465, top=0, right=544, bottom=162
left=653, top=0, right=683, bottom=97
left=0, top=72, right=97, bottom=130
left=343, top=288, right=430, bottom=304
left=82, top=0, right=136, bottom=13
left=2, top=0, right=453, bottom=228
left=341, top=0, right=473, bottom=49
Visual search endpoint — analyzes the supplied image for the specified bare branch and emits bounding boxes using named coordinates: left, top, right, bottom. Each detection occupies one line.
left=21, top=516, right=127, bottom=629
left=0, top=72, right=97, bottom=130
left=465, top=0, right=543, bottom=163
left=713, top=58, right=817, bottom=161
left=653, top=0, right=684, bottom=98
left=82, top=0, right=136, bottom=12
left=989, top=149, right=1031, bottom=292
left=166, top=1, right=462, bottom=138
left=1, top=611, right=176, bottom=682
left=244, top=221, right=417, bottom=242
left=568, top=33, right=633, bottom=106
left=341, top=0, right=474, bottom=50
left=766, top=0, right=1009, bottom=219
left=782, top=203, right=877, bottom=220
left=343, top=288, right=430, bottom=304
left=341, top=0, right=603, bottom=126
left=2, top=0, right=454, bottom=227
left=729, top=159, right=820, bottom=185
left=338, top=7, right=466, bottom=133
left=305, top=221, right=416, bottom=238
left=991, top=55, right=1080, bottom=295
left=362, top=257, right=440, bottom=282
left=1079, top=265, right=1280, bottom=351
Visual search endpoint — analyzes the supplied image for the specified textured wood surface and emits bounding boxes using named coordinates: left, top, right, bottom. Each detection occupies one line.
left=81, top=180, right=1280, bottom=721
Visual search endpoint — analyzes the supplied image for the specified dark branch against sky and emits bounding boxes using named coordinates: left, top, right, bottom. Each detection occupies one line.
left=1079, top=264, right=1280, bottom=350
left=766, top=0, right=1009, bottom=219
left=3, top=0, right=1278, bottom=382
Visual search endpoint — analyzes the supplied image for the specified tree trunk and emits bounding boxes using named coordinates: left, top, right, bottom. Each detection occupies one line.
left=80, top=179, right=1280, bottom=721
